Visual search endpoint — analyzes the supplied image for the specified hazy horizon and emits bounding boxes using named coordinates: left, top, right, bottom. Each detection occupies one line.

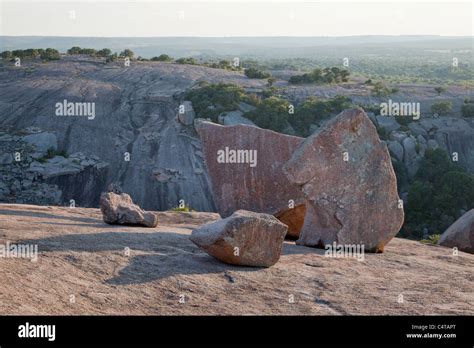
left=0, top=1, right=472, bottom=37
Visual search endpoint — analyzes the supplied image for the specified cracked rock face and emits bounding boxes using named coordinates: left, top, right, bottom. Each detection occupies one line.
left=195, top=119, right=306, bottom=236
left=284, top=108, right=404, bottom=252
left=439, top=209, right=474, bottom=254
left=100, top=191, right=158, bottom=227
left=190, top=210, right=288, bottom=267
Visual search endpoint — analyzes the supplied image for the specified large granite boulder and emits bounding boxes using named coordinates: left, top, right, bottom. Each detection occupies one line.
left=438, top=209, right=474, bottom=254
left=376, top=115, right=400, bottom=133
left=190, top=210, right=288, bottom=267
left=195, top=119, right=306, bottom=236
left=100, top=192, right=158, bottom=227
left=283, top=108, right=404, bottom=252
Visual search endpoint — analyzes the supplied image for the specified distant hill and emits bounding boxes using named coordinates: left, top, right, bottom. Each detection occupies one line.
left=1, top=35, right=472, bottom=59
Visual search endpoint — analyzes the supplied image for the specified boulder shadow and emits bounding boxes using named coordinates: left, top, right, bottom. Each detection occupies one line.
left=20, top=230, right=262, bottom=285
left=104, top=252, right=259, bottom=286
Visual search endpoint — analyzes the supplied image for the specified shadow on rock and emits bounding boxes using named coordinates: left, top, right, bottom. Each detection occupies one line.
left=20, top=230, right=262, bottom=285
left=104, top=252, right=260, bottom=285
left=0, top=209, right=101, bottom=224
left=20, top=231, right=193, bottom=253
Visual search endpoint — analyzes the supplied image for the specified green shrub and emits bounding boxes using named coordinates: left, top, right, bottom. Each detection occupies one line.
left=461, top=98, right=474, bottom=117
left=245, top=97, right=290, bottom=133
left=289, top=67, right=349, bottom=84
left=185, top=83, right=246, bottom=122
left=244, top=67, right=271, bottom=79
left=151, top=54, right=173, bottom=62
left=176, top=57, right=197, bottom=65
left=420, top=234, right=441, bottom=245
left=430, top=101, right=452, bottom=116
left=171, top=204, right=193, bottom=212
left=400, top=148, right=474, bottom=239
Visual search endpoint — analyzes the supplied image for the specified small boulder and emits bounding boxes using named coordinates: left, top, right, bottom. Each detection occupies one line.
left=387, top=140, right=404, bottom=162
left=100, top=192, right=158, bottom=227
left=376, top=116, right=400, bottom=133
left=190, top=210, right=288, bottom=267
left=438, top=209, right=474, bottom=254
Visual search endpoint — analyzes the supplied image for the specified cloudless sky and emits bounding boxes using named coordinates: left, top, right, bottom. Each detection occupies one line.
left=0, top=0, right=472, bottom=37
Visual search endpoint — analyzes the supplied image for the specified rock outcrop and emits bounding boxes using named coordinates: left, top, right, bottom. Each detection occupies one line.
left=439, top=209, right=474, bottom=254
left=195, top=119, right=306, bottom=236
left=284, top=108, right=404, bottom=252
left=0, top=129, right=108, bottom=206
left=100, top=192, right=158, bottom=227
left=190, top=210, right=288, bottom=267
left=178, top=101, right=195, bottom=126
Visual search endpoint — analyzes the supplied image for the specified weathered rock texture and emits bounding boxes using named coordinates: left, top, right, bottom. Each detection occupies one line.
left=1, top=203, right=472, bottom=315
left=190, top=210, right=288, bottom=267
left=439, top=209, right=474, bottom=254
left=284, top=108, right=404, bottom=252
left=0, top=129, right=108, bottom=206
left=195, top=119, right=306, bottom=235
left=100, top=192, right=158, bottom=227
left=0, top=56, right=267, bottom=211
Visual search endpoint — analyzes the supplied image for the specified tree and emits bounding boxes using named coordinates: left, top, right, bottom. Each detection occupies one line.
left=372, top=81, right=391, bottom=97
left=245, top=96, right=289, bottom=132
left=119, top=49, right=134, bottom=58
left=430, top=101, right=452, bottom=116
left=0, top=51, right=12, bottom=59
left=96, top=48, right=112, bottom=57
left=151, top=54, right=173, bottom=62
left=461, top=98, right=474, bottom=117
left=401, top=148, right=474, bottom=239
left=67, top=46, right=82, bottom=55
left=244, top=67, right=271, bottom=79
left=434, top=86, right=446, bottom=96
left=289, top=67, right=349, bottom=85
left=41, top=48, right=60, bottom=61
left=176, top=57, right=197, bottom=65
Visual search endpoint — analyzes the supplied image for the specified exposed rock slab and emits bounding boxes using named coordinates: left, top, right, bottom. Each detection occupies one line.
left=284, top=108, right=404, bottom=252
left=190, top=210, right=288, bottom=267
left=100, top=192, right=158, bottom=227
left=0, top=203, right=473, bottom=315
left=439, top=209, right=474, bottom=254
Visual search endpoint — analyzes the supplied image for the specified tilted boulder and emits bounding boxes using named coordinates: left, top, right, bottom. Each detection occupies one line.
left=195, top=119, right=306, bottom=237
left=438, top=209, right=474, bottom=254
left=283, top=108, right=404, bottom=252
left=100, top=192, right=158, bottom=227
left=190, top=210, right=288, bottom=267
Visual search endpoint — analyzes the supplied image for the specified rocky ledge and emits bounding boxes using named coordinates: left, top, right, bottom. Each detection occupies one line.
left=0, top=203, right=472, bottom=315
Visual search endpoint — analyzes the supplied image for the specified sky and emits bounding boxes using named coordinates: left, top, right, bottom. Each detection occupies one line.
left=0, top=0, right=472, bottom=37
